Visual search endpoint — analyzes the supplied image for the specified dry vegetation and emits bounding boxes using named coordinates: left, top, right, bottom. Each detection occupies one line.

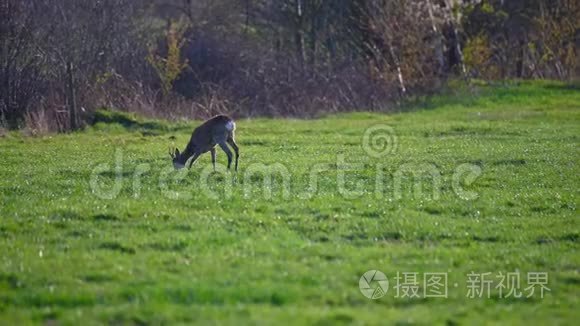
left=1, top=0, right=578, bottom=132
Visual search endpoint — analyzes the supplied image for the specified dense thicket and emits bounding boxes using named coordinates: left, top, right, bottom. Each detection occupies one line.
left=0, top=0, right=577, bottom=132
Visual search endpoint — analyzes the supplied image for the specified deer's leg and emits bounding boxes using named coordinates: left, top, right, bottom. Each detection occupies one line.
left=217, top=141, right=233, bottom=169
left=227, top=137, right=239, bottom=172
left=187, top=152, right=201, bottom=169
left=210, top=148, right=216, bottom=171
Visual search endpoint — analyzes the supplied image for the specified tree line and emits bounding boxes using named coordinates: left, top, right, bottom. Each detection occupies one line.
left=1, top=0, right=577, bottom=132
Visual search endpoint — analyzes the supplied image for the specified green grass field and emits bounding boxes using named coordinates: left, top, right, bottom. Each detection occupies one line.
left=0, top=81, right=579, bottom=325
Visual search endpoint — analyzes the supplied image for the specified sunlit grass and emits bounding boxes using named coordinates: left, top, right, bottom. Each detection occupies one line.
left=0, top=81, right=578, bottom=324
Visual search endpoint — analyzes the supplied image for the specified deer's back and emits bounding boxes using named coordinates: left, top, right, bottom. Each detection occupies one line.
left=191, top=115, right=235, bottom=151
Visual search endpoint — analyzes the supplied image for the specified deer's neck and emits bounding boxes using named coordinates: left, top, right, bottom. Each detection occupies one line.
left=180, top=140, right=196, bottom=162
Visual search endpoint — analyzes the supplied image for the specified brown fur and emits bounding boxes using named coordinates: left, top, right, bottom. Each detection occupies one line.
left=170, top=115, right=239, bottom=171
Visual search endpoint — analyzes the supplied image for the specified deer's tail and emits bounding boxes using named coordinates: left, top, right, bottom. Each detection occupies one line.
left=225, top=120, right=236, bottom=132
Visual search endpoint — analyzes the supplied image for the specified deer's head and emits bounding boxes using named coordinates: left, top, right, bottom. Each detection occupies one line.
left=169, top=147, right=186, bottom=170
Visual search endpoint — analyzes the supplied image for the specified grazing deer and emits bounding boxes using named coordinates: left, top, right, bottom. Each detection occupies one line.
left=169, top=115, right=239, bottom=171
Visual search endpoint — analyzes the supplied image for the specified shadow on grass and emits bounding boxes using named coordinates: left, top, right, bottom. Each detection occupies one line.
left=144, top=241, right=188, bottom=252
left=93, top=213, right=119, bottom=222
left=91, top=109, right=190, bottom=135
left=0, top=273, right=22, bottom=289
left=98, top=241, right=136, bottom=254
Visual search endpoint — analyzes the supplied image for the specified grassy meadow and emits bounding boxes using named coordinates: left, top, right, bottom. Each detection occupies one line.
left=0, top=81, right=579, bottom=324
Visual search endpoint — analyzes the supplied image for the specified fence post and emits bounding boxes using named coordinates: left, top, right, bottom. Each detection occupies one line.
left=66, top=61, right=77, bottom=130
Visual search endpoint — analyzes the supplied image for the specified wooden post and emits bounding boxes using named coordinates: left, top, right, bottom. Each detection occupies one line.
left=66, top=61, right=77, bottom=130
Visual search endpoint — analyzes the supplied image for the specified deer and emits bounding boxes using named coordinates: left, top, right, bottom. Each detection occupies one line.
left=169, top=115, right=239, bottom=171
